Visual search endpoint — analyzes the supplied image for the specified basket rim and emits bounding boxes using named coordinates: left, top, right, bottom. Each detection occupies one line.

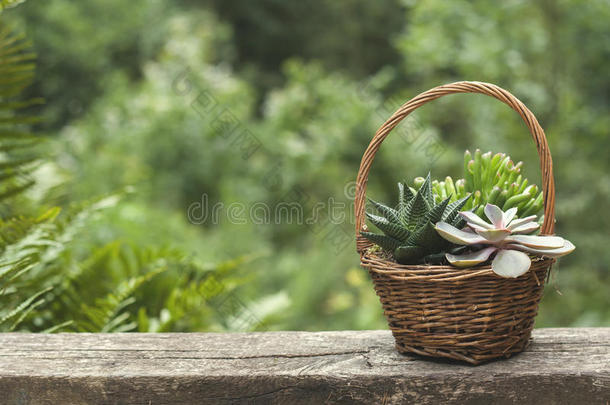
left=361, top=249, right=554, bottom=282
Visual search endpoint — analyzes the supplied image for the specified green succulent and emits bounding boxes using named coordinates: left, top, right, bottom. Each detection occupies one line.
left=362, top=174, right=471, bottom=264
left=413, top=150, right=543, bottom=219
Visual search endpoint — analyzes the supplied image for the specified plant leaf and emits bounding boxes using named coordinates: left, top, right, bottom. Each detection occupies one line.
left=421, top=173, right=434, bottom=207
left=360, top=232, right=402, bottom=252
left=394, top=245, right=425, bottom=264
left=474, top=228, right=511, bottom=243
left=425, top=196, right=451, bottom=224
left=465, top=223, right=489, bottom=232
left=507, top=240, right=575, bottom=257
left=503, top=207, right=518, bottom=226
left=454, top=217, right=467, bottom=229
left=509, top=222, right=540, bottom=234
left=402, top=188, right=428, bottom=229
left=407, top=221, right=445, bottom=250
left=459, top=210, right=493, bottom=229
left=446, top=246, right=497, bottom=268
left=368, top=198, right=401, bottom=224
left=397, top=182, right=413, bottom=211
left=434, top=221, right=487, bottom=245
left=491, top=249, right=531, bottom=278
left=484, top=203, right=505, bottom=228
left=365, top=212, right=410, bottom=241
left=506, top=234, right=566, bottom=249
left=442, top=194, right=472, bottom=223
left=507, top=215, right=537, bottom=230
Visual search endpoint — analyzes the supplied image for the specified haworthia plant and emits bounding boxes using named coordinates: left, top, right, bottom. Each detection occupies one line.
left=362, top=174, right=471, bottom=264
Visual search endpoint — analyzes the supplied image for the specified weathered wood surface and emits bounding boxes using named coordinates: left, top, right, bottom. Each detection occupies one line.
left=0, top=328, right=608, bottom=404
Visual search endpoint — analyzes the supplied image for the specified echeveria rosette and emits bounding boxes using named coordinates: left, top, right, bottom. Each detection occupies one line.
left=434, top=203, right=575, bottom=278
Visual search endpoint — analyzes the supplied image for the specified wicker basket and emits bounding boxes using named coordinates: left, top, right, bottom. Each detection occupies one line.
left=355, top=81, right=556, bottom=364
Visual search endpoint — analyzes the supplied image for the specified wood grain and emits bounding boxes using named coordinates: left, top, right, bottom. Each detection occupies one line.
left=0, top=328, right=608, bottom=404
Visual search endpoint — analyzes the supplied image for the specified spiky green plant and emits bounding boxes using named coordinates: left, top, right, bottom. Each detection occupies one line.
left=413, top=150, right=543, bottom=219
left=362, top=174, right=471, bottom=264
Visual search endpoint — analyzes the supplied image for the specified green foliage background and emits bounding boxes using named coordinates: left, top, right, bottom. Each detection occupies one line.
left=1, top=0, right=608, bottom=332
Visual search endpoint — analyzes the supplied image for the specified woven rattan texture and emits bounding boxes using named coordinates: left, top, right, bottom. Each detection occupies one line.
left=355, top=81, right=556, bottom=364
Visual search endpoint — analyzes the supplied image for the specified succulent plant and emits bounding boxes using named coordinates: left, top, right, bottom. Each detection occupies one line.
left=362, top=174, right=471, bottom=264
left=435, top=203, right=575, bottom=278
left=414, top=150, right=543, bottom=219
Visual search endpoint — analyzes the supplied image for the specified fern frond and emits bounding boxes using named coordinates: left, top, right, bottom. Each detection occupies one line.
left=40, top=320, right=73, bottom=334
left=0, top=285, right=51, bottom=328
left=77, top=260, right=168, bottom=332
left=0, top=21, right=42, bottom=205
left=0, top=196, right=120, bottom=331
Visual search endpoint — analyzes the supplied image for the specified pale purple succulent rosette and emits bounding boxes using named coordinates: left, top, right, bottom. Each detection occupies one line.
left=434, top=203, right=575, bottom=278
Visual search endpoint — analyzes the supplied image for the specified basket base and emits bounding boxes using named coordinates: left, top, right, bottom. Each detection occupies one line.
left=392, top=331, right=533, bottom=365
left=363, top=253, right=553, bottom=365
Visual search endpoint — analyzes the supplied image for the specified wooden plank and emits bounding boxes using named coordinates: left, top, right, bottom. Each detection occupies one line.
left=0, top=328, right=608, bottom=404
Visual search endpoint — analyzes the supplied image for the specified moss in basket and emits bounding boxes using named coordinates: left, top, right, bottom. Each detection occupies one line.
left=362, top=173, right=471, bottom=265
left=412, top=150, right=543, bottom=220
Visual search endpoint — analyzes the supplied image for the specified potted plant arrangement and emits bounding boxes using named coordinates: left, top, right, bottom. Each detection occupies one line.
left=355, top=81, right=574, bottom=364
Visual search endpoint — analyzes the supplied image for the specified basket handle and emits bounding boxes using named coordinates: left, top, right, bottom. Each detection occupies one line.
left=355, top=81, right=555, bottom=253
